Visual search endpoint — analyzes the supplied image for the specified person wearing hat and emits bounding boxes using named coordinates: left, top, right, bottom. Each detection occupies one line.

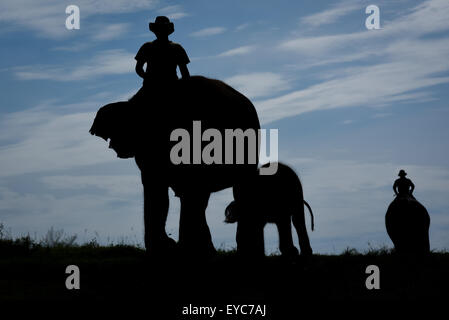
left=393, top=169, right=415, bottom=198
left=135, top=16, right=190, bottom=88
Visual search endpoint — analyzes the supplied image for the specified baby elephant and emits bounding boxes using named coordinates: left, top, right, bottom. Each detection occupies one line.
left=225, top=162, right=314, bottom=257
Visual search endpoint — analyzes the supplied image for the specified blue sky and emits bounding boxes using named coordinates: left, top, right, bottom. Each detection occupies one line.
left=1, top=0, right=449, bottom=253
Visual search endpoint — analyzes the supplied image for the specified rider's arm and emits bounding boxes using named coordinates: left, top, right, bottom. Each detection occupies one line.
left=409, top=180, right=415, bottom=194
left=177, top=44, right=190, bottom=80
left=393, top=181, right=399, bottom=196
left=135, top=60, right=146, bottom=79
left=179, top=64, right=190, bottom=79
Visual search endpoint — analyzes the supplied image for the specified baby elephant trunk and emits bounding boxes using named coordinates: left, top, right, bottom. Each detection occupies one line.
left=224, top=200, right=240, bottom=223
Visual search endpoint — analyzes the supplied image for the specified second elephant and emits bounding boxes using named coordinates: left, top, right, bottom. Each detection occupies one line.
left=225, top=162, right=314, bottom=257
left=385, top=196, right=430, bottom=255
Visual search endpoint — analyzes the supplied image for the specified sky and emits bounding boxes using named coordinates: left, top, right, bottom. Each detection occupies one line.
left=0, top=0, right=449, bottom=254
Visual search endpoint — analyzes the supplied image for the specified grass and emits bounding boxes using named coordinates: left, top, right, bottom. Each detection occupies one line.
left=1, top=225, right=448, bottom=312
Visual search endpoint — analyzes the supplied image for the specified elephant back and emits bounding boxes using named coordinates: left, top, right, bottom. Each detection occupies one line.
left=232, top=162, right=303, bottom=216
left=385, top=196, right=430, bottom=254
left=164, top=76, right=261, bottom=193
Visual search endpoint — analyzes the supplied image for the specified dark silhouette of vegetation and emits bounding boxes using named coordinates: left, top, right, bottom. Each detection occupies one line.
left=1, top=230, right=448, bottom=306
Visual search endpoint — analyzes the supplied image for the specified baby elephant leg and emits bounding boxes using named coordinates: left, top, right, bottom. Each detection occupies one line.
left=236, top=218, right=265, bottom=257
left=292, top=210, right=313, bottom=256
left=276, top=217, right=299, bottom=257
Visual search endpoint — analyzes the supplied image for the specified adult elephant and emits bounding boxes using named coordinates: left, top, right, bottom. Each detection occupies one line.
left=385, top=196, right=430, bottom=255
left=90, top=76, right=260, bottom=256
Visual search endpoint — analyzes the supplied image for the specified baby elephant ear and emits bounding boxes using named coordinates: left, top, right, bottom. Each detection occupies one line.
left=224, top=201, right=239, bottom=223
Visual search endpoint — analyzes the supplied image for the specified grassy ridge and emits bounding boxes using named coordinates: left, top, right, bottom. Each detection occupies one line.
left=0, top=225, right=448, bottom=320
left=1, top=235, right=449, bottom=306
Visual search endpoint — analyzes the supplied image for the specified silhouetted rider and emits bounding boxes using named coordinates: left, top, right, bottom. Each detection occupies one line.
left=393, top=169, right=415, bottom=198
left=135, top=16, right=190, bottom=89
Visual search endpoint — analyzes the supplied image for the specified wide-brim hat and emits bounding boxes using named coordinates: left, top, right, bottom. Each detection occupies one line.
left=149, top=16, right=174, bottom=35
left=398, top=169, right=407, bottom=177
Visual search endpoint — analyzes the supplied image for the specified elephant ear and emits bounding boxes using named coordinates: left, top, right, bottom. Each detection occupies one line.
left=224, top=201, right=240, bottom=223
left=90, top=101, right=138, bottom=158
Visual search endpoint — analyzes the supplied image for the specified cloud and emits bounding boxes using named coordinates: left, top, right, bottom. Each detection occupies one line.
left=255, top=0, right=449, bottom=124
left=190, top=27, right=226, bottom=37
left=300, top=0, right=360, bottom=27
left=157, top=5, right=189, bottom=20
left=256, top=45, right=449, bottom=124
left=90, top=23, right=130, bottom=41
left=0, top=96, right=129, bottom=177
left=235, top=23, right=250, bottom=31
left=0, top=111, right=114, bottom=177
left=14, top=49, right=134, bottom=81
left=2, top=0, right=449, bottom=255
left=225, top=72, right=290, bottom=99
left=0, top=93, right=144, bottom=245
left=51, top=42, right=92, bottom=52
left=279, top=32, right=370, bottom=56
left=218, top=45, right=255, bottom=57
left=280, top=0, right=449, bottom=57
left=0, top=182, right=144, bottom=245
left=1, top=102, right=448, bottom=253
left=372, top=112, right=392, bottom=119
left=42, top=175, right=141, bottom=196
left=0, top=0, right=158, bottom=38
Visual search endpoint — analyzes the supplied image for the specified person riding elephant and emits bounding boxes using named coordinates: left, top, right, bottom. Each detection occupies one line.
left=393, top=169, right=415, bottom=199
left=90, top=15, right=261, bottom=257
left=134, top=16, right=191, bottom=100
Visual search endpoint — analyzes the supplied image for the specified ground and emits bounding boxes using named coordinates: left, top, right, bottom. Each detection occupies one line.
left=1, top=237, right=448, bottom=316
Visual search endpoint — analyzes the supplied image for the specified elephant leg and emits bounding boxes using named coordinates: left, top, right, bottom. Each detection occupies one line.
left=386, top=214, right=404, bottom=253
left=276, top=217, right=299, bottom=257
left=423, top=225, right=430, bottom=254
left=422, top=213, right=431, bottom=254
left=414, top=221, right=430, bottom=255
left=178, top=192, right=216, bottom=256
left=236, top=218, right=265, bottom=257
left=143, top=182, right=175, bottom=255
left=292, top=208, right=313, bottom=256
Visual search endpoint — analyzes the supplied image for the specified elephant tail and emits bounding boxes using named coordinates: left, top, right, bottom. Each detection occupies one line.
left=303, top=200, right=315, bottom=231
left=292, top=197, right=314, bottom=256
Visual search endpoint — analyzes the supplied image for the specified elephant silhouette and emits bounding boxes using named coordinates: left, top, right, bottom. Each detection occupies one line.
left=225, top=162, right=314, bottom=257
left=385, top=195, right=430, bottom=255
left=90, top=76, right=260, bottom=256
